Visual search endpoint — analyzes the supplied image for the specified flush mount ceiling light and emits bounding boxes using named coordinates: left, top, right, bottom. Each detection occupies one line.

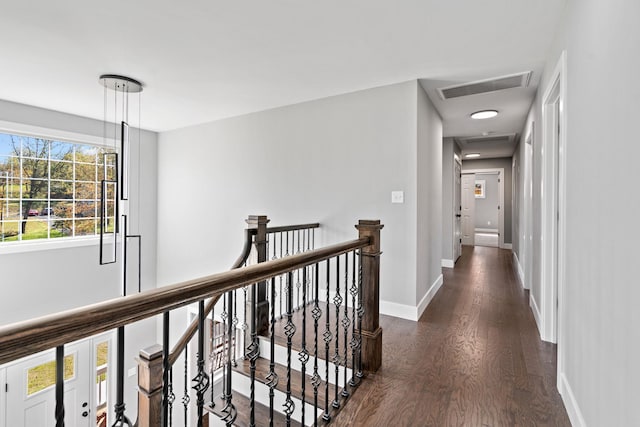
left=465, top=153, right=481, bottom=158
left=470, top=110, right=498, bottom=120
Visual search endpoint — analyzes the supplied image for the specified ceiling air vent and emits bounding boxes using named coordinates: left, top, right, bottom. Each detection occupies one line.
left=461, top=135, right=513, bottom=145
left=438, top=72, right=532, bottom=100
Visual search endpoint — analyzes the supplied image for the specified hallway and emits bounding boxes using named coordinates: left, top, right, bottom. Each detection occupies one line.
left=332, top=246, right=571, bottom=426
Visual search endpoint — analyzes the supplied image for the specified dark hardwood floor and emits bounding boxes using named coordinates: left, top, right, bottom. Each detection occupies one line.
left=330, top=245, right=571, bottom=426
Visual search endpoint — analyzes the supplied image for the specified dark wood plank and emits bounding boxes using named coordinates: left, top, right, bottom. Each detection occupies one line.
left=327, top=245, right=571, bottom=426
left=206, top=392, right=288, bottom=427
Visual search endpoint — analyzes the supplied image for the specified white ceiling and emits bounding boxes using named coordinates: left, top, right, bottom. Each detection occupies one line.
left=0, top=1, right=566, bottom=138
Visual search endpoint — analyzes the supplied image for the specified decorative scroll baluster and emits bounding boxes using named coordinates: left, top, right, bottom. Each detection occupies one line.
left=242, top=286, right=249, bottom=357
left=55, top=345, right=64, bottom=427
left=266, top=277, right=278, bottom=427
left=209, top=306, right=216, bottom=411
left=311, top=263, right=322, bottom=425
left=299, top=267, right=309, bottom=425
left=162, top=312, right=170, bottom=427
left=113, top=326, right=133, bottom=426
left=357, top=249, right=364, bottom=378
left=221, top=291, right=237, bottom=426
left=232, top=290, right=238, bottom=367
left=283, top=272, right=296, bottom=426
left=247, top=280, right=260, bottom=427
left=332, top=256, right=342, bottom=409
left=221, top=294, right=228, bottom=402
left=296, top=231, right=302, bottom=310
left=181, top=346, right=189, bottom=427
left=168, top=368, right=175, bottom=426
left=322, top=259, right=332, bottom=422
left=349, top=250, right=359, bottom=387
left=341, top=253, right=351, bottom=398
left=192, top=301, right=210, bottom=427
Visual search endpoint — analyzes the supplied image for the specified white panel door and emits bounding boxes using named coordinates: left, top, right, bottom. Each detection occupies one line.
left=5, top=341, right=92, bottom=427
left=461, top=173, right=476, bottom=246
left=454, top=160, right=462, bottom=260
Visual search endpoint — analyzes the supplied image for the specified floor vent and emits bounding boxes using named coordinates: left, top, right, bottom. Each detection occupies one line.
left=438, top=72, right=532, bottom=100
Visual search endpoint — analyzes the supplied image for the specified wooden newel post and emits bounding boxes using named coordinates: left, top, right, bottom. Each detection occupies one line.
left=246, top=215, right=270, bottom=336
left=137, top=345, right=163, bottom=427
left=356, top=219, right=384, bottom=372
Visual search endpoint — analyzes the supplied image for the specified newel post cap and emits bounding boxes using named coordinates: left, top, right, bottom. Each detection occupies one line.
left=246, top=215, right=270, bottom=228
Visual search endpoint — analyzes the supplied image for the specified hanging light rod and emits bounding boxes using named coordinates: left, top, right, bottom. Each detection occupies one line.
left=99, top=74, right=143, bottom=93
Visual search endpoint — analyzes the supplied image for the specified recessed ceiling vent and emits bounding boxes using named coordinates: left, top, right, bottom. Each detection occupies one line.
left=456, top=133, right=518, bottom=145
left=438, top=72, right=532, bottom=100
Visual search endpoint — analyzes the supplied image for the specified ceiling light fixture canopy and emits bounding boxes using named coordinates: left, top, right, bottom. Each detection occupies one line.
left=99, top=74, right=143, bottom=93
left=470, top=110, right=498, bottom=120
left=465, top=153, right=481, bottom=158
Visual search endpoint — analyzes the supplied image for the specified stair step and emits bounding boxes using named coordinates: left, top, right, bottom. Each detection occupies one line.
left=206, top=393, right=288, bottom=427
left=233, top=357, right=327, bottom=409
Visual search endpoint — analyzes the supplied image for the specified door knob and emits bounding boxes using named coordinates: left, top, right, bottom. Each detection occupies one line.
left=455, top=214, right=462, bottom=217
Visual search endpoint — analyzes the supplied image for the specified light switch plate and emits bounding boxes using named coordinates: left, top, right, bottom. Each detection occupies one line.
left=128, top=367, right=137, bottom=378
left=391, top=191, right=404, bottom=204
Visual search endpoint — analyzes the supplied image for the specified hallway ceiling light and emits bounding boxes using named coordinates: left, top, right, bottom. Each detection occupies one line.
left=465, top=153, right=481, bottom=158
left=471, top=110, right=498, bottom=119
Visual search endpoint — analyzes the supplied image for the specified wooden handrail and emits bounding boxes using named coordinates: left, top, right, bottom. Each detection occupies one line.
left=266, top=222, right=320, bottom=233
left=167, top=228, right=256, bottom=365
left=0, top=237, right=370, bottom=365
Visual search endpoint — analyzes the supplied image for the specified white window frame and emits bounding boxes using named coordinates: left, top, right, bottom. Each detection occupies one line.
left=0, top=120, right=115, bottom=254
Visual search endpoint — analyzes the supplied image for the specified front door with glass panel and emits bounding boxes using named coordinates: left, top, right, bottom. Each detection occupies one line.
left=5, top=341, right=92, bottom=427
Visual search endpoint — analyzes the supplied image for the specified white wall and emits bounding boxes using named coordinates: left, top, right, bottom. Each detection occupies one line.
left=0, top=99, right=158, bottom=419
left=157, top=80, right=443, bottom=318
left=514, top=0, right=640, bottom=424
left=416, top=84, right=443, bottom=311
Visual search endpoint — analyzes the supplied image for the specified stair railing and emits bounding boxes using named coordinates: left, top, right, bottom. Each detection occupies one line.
left=0, top=216, right=382, bottom=427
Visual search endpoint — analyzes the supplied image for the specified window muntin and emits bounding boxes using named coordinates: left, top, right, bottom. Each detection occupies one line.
left=0, top=132, right=116, bottom=243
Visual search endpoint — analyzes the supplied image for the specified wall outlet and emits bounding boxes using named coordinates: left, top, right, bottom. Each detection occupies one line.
left=391, top=191, right=404, bottom=204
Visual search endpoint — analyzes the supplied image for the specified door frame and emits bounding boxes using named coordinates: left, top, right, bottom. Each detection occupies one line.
left=460, top=173, right=476, bottom=246
left=453, top=154, right=462, bottom=262
left=541, top=50, right=567, bottom=353
left=0, top=365, right=6, bottom=427
left=462, top=168, right=506, bottom=249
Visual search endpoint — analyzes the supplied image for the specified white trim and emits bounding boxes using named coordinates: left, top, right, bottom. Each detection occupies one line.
left=0, top=235, right=101, bottom=254
left=502, top=243, right=512, bottom=250
left=441, top=259, right=454, bottom=268
left=474, top=227, right=498, bottom=233
left=0, top=366, right=5, bottom=427
left=512, top=251, right=526, bottom=289
left=541, top=50, right=567, bottom=347
left=318, top=273, right=444, bottom=322
left=558, top=372, right=587, bottom=427
left=417, top=274, right=443, bottom=320
left=0, top=120, right=105, bottom=147
left=529, top=294, right=542, bottom=337
left=462, top=168, right=505, bottom=249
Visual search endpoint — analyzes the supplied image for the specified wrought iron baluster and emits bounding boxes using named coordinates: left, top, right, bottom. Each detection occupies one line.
left=182, top=346, right=189, bottom=427
left=112, top=326, right=133, bottom=426
left=349, top=250, right=359, bottom=387
left=55, top=345, right=64, bottom=427
left=341, top=253, right=351, bottom=398
left=284, top=272, right=296, bottom=425
left=279, top=232, right=284, bottom=319
left=322, top=259, right=332, bottom=422
left=299, top=268, right=309, bottom=425
left=311, top=263, right=322, bottom=425
left=221, top=293, right=228, bottom=402
left=332, top=256, right=342, bottom=409
left=168, top=367, right=175, bottom=427
left=242, top=286, right=249, bottom=358
left=162, top=312, right=170, bottom=427
left=221, top=291, right=237, bottom=426
left=192, top=301, right=210, bottom=427
left=209, top=306, right=216, bottom=410
left=247, top=281, right=260, bottom=427
left=266, top=277, right=279, bottom=427
left=232, top=290, right=238, bottom=367
left=357, top=249, right=364, bottom=378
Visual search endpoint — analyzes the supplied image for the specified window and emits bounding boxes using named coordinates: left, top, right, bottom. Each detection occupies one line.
left=26, top=354, right=75, bottom=396
left=0, top=132, right=116, bottom=243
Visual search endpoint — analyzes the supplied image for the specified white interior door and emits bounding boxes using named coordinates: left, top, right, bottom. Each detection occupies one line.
left=461, top=173, right=475, bottom=246
left=5, top=341, right=93, bottom=427
left=454, top=159, right=462, bottom=260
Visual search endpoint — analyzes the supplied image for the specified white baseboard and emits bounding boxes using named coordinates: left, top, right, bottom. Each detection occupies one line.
left=558, top=372, right=587, bottom=427
left=529, top=294, right=542, bottom=337
left=441, top=259, right=454, bottom=268
left=321, top=274, right=445, bottom=322
left=512, top=252, right=527, bottom=289
left=502, top=243, right=513, bottom=250
left=417, top=274, right=443, bottom=320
